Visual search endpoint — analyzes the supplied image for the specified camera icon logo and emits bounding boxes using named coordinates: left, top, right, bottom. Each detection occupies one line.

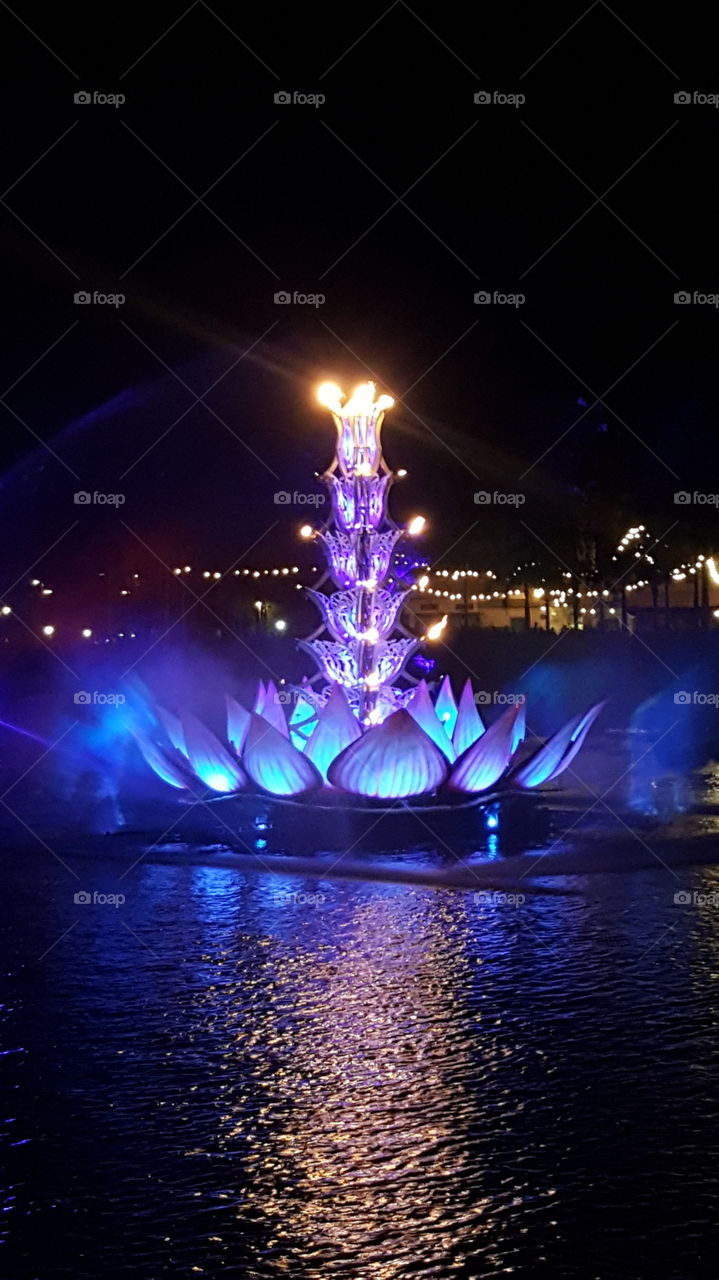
left=475, top=690, right=492, bottom=705
left=674, top=690, right=692, bottom=704
left=74, top=291, right=92, bottom=305
left=474, top=291, right=491, bottom=304
left=474, top=91, right=492, bottom=104
left=274, top=91, right=292, bottom=104
left=474, top=490, right=491, bottom=504
left=74, top=490, right=92, bottom=504
left=674, top=291, right=691, bottom=304
left=274, top=291, right=291, bottom=304
left=674, top=91, right=692, bottom=104
left=673, top=490, right=692, bottom=505
left=74, top=890, right=92, bottom=904
left=274, top=491, right=291, bottom=504
left=673, top=890, right=692, bottom=904
left=74, top=91, right=92, bottom=104
left=74, top=691, right=92, bottom=704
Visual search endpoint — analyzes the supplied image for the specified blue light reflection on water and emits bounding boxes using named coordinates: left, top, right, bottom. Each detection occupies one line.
left=1, top=850, right=719, bottom=1278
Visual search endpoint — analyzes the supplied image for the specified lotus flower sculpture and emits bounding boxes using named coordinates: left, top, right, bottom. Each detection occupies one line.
left=134, top=381, right=602, bottom=803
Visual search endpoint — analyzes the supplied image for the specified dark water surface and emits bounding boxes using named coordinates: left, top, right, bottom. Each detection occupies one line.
left=2, top=847, right=719, bottom=1278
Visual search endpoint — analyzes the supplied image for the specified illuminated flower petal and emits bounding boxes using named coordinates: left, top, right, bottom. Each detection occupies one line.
left=512, top=700, right=527, bottom=753
left=452, top=679, right=485, bottom=755
left=243, top=713, right=322, bottom=797
left=252, top=681, right=267, bottom=715
left=514, top=702, right=604, bottom=789
left=328, top=709, right=448, bottom=799
left=407, top=680, right=455, bottom=761
left=448, top=704, right=522, bottom=793
left=225, top=695, right=251, bottom=754
left=434, top=675, right=458, bottom=738
left=134, top=733, right=190, bottom=790
left=260, top=680, right=290, bottom=737
left=182, top=711, right=245, bottom=793
left=305, top=685, right=361, bottom=782
left=156, top=705, right=188, bottom=758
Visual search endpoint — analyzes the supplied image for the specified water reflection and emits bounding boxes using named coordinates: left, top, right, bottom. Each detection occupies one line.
left=183, top=884, right=569, bottom=1276
left=3, top=853, right=719, bottom=1278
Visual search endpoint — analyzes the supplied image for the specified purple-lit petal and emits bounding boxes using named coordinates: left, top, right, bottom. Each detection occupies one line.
left=243, top=713, right=323, bottom=797
left=452, top=679, right=485, bottom=755
left=261, top=680, right=290, bottom=737
left=448, top=704, right=522, bottom=793
left=328, top=709, right=448, bottom=799
left=407, top=680, right=455, bottom=761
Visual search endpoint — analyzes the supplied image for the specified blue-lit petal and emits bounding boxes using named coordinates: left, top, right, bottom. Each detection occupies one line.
left=289, top=693, right=318, bottom=751
left=305, top=685, right=361, bottom=782
left=156, top=705, right=188, bottom=758
left=328, top=709, right=448, bottom=799
left=182, top=711, right=245, bottom=792
left=448, top=704, right=522, bottom=793
left=225, top=695, right=251, bottom=754
left=434, top=675, right=458, bottom=738
left=134, top=733, right=190, bottom=790
left=515, top=702, right=604, bottom=788
left=512, top=700, right=527, bottom=753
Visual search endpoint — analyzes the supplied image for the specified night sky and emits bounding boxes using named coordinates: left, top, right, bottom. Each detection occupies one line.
left=1, top=2, right=717, bottom=590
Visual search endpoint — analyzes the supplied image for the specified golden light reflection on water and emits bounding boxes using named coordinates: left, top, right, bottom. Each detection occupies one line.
left=198, top=888, right=505, bottom=1276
